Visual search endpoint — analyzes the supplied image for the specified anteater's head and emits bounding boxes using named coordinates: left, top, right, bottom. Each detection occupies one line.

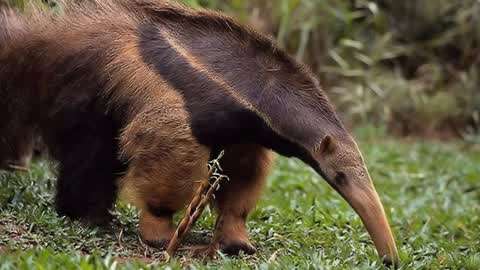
left=310, top=133, right=398, bottom=265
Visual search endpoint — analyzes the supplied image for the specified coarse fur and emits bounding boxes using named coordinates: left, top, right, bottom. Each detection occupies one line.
left=0, top=0, right=398, bottom=263
left=0, top=7, right=35, bottom=171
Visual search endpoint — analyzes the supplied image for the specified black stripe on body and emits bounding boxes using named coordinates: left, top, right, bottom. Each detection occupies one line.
left=137, top=23, right=310, bottom=161
left=135, top=8, right=346, bottom=149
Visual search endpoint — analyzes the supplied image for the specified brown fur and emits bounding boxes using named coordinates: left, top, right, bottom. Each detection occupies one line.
left=0, top=7, right=34, bottom=171
left=0, top=0, right=398, bottom=263
left=212, top=145, right=274, bottom=255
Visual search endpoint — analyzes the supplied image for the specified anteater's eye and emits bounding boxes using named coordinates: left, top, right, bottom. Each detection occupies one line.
left=334, top=172, right=347, bottom=186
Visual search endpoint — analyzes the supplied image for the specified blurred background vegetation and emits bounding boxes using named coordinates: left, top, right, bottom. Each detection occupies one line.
left=2, top=0, right=480, bottom=140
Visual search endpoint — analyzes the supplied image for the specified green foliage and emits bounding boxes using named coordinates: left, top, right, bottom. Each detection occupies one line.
left=1, top=132, right=480, bottom=269
left=0, top=0, right=58, bottom=11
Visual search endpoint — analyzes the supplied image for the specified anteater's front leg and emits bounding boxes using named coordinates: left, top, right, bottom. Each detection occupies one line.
left=122, top=150, right=210, bottom=248
left=212, top=144, right=274, bottom=255
left=118, top=122, right=211, bottom=248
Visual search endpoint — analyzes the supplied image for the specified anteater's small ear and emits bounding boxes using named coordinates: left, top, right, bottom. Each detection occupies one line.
left=319, top=135, right=336, bottom=155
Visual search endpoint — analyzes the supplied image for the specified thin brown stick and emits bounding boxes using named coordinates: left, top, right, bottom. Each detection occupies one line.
left=166, top=151, right=228, bottom=258
left=8, top=164, right=28, bottom=172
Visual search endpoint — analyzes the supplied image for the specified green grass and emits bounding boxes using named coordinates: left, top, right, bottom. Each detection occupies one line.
left=1, top=129, right=479, bottom=269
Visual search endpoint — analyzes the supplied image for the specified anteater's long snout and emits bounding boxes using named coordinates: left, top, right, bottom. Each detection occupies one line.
left=336, top=178, right=399, bottom=266
left=312, top=135, right=399, bottom=265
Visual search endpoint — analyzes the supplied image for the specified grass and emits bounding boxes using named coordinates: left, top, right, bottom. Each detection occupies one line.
left=0, top=128, right=479, bottom=269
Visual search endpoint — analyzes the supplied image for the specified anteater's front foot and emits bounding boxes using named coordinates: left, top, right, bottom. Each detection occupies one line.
left=219, top=238, right=256, bottom=255
left=214, top=215, right=256, bottom=256
left=139, top=211, right=175, bottom=249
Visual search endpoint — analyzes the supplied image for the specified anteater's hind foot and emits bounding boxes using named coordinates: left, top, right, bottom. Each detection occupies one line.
left=54, top=140, right=123, bottom=226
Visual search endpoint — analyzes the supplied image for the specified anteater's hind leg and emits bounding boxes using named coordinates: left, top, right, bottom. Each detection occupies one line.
left=212, top=144, right=274, bottom=255
left=118, top=115, right=210, bottom=248
left=53, top=116, right=124, bottom=225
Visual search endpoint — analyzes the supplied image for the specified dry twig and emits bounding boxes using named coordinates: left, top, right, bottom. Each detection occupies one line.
left=166, top=151, right=228, bottom=258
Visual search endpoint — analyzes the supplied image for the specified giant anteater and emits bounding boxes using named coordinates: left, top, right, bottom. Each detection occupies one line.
left=0, top=0, right=398, bottom=264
